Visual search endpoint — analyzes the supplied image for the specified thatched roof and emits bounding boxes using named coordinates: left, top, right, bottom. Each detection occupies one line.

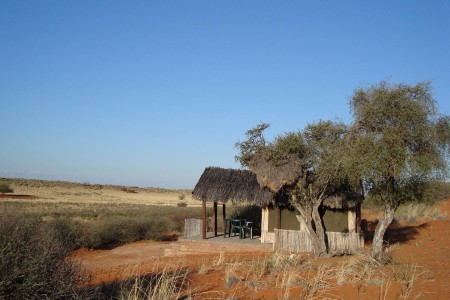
left=322, top=192, right=363, bottom=209
left=192, top=167, right=274, bottom=205
left=193, top=167, right=362, bottom=209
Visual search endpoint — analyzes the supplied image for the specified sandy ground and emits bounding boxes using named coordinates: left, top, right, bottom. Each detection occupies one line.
left=73, top=200, right=450, bottom=299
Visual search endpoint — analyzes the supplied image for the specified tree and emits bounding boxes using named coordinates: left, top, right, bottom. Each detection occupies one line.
left=347, top=81, right=449, bottom=261
left=0, top=183, right=13, bottom=194
left=236, top=121, right=358, bottom=257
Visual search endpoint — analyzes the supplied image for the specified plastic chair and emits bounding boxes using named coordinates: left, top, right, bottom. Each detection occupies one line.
left=242, top=221, right=253, bottom=239
left=230, top=219, right=243, bottom=237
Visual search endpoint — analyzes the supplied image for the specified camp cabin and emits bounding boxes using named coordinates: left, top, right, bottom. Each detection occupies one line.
left=192, top=167, right=364, bottom=253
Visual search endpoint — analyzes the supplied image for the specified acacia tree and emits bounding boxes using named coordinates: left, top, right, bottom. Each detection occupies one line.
left=347, top=81, right=449, bottom=261
left=236, top=120, right=355, bottom=257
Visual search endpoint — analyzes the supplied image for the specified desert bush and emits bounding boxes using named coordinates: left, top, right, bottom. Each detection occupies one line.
left=46, top=218, right=86, bottom=250
left=0, top=212, right=90, bottom=299
left=421, top=181, right=450, bottom=204
left=84, top=215, right=173, bottom=248
left=0, top=183, right=13, bottom=194
left=177, top=201, right=188, bottom=207
left=0, top=201, right=204, bottom=249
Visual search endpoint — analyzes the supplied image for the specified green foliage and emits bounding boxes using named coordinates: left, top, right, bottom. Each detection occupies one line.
left=0, top=183, right=13, bottom=194
left=422, top=181, right=450, bottom=203
left=301, top=120, right=352, bottom=191
left=0, top=213, right=89, bottom=299
left=0, top=201, right=203, bottom=250
left=348, top=80, right=449, bottom=260
left=235, top=120, right=354, bottom=196
left=348, top=81, right=449, bottom=207
left=85, top=215, right=172, bottom=248
left=0, top=202, right=204, bottom=298
left=235, top=120, right=356, bottom=257
left=265, top=131, right=306, bottom=166
left=46, top=218, right=85, bottom=250
left=235, top=122, right=270, bottom=167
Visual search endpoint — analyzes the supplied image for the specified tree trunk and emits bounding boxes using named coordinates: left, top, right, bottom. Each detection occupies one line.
left=311, top=202, right=327, bottom=256
left=371, top=204, right=396, bottom=261
left=293, top=202, right=327, bottom=257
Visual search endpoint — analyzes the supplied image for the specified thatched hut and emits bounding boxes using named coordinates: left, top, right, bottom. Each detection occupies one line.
left=192, top=167, right=273, bottom=205
left=193, top=167, right=363, bottom=249
left=192, top=167, right=274, bottom=239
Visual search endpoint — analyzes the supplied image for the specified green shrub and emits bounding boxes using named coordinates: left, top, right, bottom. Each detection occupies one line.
left=0, top=201, right=204, bottom=249
left=0, top=213, right=90, bottom=299
left=177, top=201, right=188, bottom=207
left=84, top=215, right=173, bottom=248
left=422, top=181, right=450, bottom=203
left=0, top=183, right=13, bottom=194
left=46, top=218, right=85, bottom=250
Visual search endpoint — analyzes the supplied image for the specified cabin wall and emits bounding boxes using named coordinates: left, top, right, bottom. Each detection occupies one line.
left=261, top=206, right=299, bottom=243
left=321, top=209, right=349, bottom=232
left=267, top=207, right=300, bottom=231
left=261, top=205, right=359, bottom=244
left=261, top=207, right=273, bottom=243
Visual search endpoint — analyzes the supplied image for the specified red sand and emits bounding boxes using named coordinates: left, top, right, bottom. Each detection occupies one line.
left=74, top=199, right=450, bottom=299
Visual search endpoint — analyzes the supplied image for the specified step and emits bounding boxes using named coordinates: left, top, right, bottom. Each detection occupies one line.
left=164, top=238, right=272, bottom=257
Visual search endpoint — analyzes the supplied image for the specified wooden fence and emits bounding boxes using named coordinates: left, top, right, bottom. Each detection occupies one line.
left=184, top=218, right=202, bottom=238
left=274, top=229, right=364, bottom=253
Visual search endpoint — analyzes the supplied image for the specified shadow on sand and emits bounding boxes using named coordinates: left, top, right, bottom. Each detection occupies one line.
left=362, top=219, right=429, bottom=246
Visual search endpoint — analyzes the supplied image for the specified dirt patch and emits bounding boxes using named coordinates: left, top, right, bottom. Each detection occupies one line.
left=73, top=200, right=450, bottom=299
left=72, top=241, right=175, bottom=285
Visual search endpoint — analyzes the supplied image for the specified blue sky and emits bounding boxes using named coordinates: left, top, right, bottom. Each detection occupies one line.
left=1, top=1, right=449, bottom=189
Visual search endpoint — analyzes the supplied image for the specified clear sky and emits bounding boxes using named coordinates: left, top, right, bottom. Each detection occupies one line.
left=1, top=1, right=449, bottom=189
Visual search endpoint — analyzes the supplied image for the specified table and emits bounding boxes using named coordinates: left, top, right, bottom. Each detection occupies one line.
left=224, top=218, right=245, bottom=238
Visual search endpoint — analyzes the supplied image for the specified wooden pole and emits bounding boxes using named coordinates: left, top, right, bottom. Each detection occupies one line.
left=202, top=201, right=207, bottom=239
left=356, top=203, right=362, bottom=234
left=213, top=202, right=218, bottom=237
left=222, top=203, right=226, bottom=234
left=276, top=204, right=281, bottom=229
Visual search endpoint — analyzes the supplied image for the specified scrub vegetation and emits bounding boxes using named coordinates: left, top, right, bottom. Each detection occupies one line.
left=0, top=201, right=204, bottom=249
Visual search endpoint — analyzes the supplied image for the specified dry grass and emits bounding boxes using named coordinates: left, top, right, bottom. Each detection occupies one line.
left=0, top=177, right=199, bottom=207
left=80, top=248, right=429, bottom=299
left=394, top=263, right=428, bottom=300
left=395, top=202, right=447, bottom=223
left=118, top=260, right=189, bottom=300
left=379, top=278, right=392, bottom=300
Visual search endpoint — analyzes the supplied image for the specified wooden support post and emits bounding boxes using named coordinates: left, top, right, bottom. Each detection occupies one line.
left=202, top=201, right=207, bottom=239
left=356, top=203, right=362, bottom=233
left=276, top=204, right=281, bottom=229
left=213, top=202, right=218, bottom=237
left=348, top=208, right=356, bottom=233
left=222, top=203, right=226, bottom=232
